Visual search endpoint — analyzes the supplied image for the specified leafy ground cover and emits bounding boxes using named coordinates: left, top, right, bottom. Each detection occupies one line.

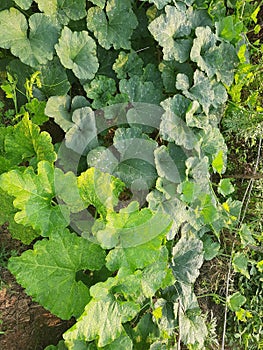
left=0, top=0, right=262, bottom=349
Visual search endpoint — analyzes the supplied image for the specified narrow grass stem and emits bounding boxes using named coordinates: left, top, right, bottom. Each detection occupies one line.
left=221, top=137, right=262, bottom=349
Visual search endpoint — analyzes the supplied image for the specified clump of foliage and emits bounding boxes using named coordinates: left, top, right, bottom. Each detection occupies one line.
left=220, top=3, right=263, bottom=348
left=0, top=0, right=261, bottom=349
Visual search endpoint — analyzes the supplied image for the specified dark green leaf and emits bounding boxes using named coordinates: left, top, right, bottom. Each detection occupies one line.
left=160, top=95, right=197, bottom=150
left=37, top=0, right=87, bottom=24
left=202, top=234, right=220, bottom=260
left=87, top=0, right=138, bottom=50
left=154, top=145, right=185, bottom=183
left=37, top=57, right=71, bottom=97
left=227, top=292, right=246, bottom=312
left=0, top=188, right=39, bottom=244
left=84, top=75, right=117, bottom=109
left=113, top=51, right=144, bottom=79
left=232, top=252, right=250, bottom=279
left=172, top=233, right=203, bottom=284
left=119, top=76, right=163, bottom=104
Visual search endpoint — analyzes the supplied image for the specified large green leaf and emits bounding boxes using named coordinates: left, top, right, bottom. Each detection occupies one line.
left=218, top=178, right=235, bottom=197
left=119, top=76, right=163, bottom=104
left=45, top=95, right=73, bottom=132
left=190, top=26, right=238, bottom=86
left=154, top=145, right=186, bottom=184
left=0, top=161, right=70, bottom=235
left=87, top=146, right=119, bottom=175
left=96, top=201, right=171, bottom=250
left=113, top=51, right=144, bottom=79
left=14, top=0, right=32, bottom=10
left=172, top=233, right=203, bottom=284
left=163, top=281, right=208, bottom=346
left=140, top=254, right=174, bottom=297
left=0, top=188, right=39, bottom=244
left=148, top=4, right=192, bottom=62
left=180, top=70, right=228, bottom=115
left=147, top=190, right=190, bottom=239
left=202, top=234, right=220, bottom=260
left=64, top=298, right=139, bottom=347
left=89, top=0, right=106, bottom=8
left=65, top=107, right=98, bottom=154
left=232, top=252, right=250, bottom=279
left=92, top=246, right=173, bottom=302
left=152, top=298, right=176, bottom=340
left=199, top=125, right=227, bottom=172
left=87, top=0, right=138, bottom=50
left=45, top=95, right=90, bottom=134
left=215, top=15, right=244, bottom=43
left=0, top=8, right=59, bottom=67
left=178, top=290, right=208, bottom=347
left=54, top=168, right=86, bottom=214
left=126, top=103, right=163, bottom=132
left=227, top=292, right=246, bottom=312
left=113, top=127, right=157, bottom=189
left=199, top=193, right=218, bottom=224
left=160, top=95, right=197, bottom=150
left=8, top=229, right=106, bottom=319
left=159, top=60, right=194, bottom=95
left=19, top=98, right=48, bottom=126
left=87, top=127, right=158, bottom=191
left=37, top=0, right=87, bottom=24
left=4, top=114, right=56, bottom=166
left=37, top=57, right=71, bottom=97
left=106, top=232, right=169, bottom=273
left=102, top=333, right=133, bottom=350
left=147, top=0, right=170, bottom=9
left=114, top=159, right=157, bottom=192
left=55, top=27, right=99, bottom=80
left=77, top=167, right=125, bottom=219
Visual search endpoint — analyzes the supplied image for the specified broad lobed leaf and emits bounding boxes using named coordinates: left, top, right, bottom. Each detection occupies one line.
left=95, top=201, right=172, bottom=250
left=8, top=229, right=106, bottom=319
left=0, top=161, right=70, bottom=235
left=64, top=298, right=139, bottom=347
left=77, top=167, right=125, bottom=219
left=55, top=27, right=99, bottom=80
left=87, top=0, right=138, bottom=50
left=5, top=114, right=56, bottom=166
left=0, top=8, right=60, bottom=67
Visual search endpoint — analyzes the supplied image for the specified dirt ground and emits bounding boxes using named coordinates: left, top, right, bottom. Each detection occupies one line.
left=0, top=230, right=74, bottom=350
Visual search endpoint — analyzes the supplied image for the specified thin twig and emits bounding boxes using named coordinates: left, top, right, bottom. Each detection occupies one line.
left=221, top=137, right=262, bottom=350
left=239, top=137, right=262, bottom=226
left=223, top=173, right=263, bottom=179
left=177, top=298, right=182, bottom=350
